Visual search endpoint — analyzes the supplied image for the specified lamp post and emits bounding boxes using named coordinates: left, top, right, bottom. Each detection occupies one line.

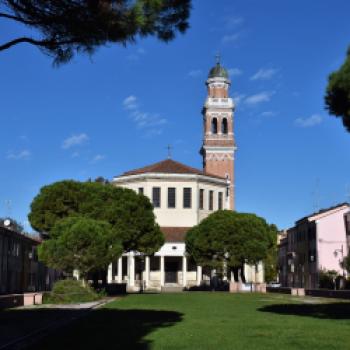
left=334, top=245, right=345, bottom=278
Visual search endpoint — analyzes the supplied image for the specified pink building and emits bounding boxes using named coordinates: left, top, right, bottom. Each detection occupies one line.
left=278, top=203, right=350, bottom=289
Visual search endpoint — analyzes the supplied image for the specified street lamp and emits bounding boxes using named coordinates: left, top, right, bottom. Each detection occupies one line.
left=334, top=245, right=345, bottom=278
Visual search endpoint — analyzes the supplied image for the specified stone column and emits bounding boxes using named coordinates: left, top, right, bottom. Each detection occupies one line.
left=107, top=263, right=113, bottom=283
left=196, top=265, right=202, bottom=286
left=160, top=256, right=165, bottom=287
left=145, top=256, right=150, bottom=288
left=117, top=257, right=122, bottom=283
left=129, top=253, right=135, bottom=287
left=182, top=256, right=187, bottom=287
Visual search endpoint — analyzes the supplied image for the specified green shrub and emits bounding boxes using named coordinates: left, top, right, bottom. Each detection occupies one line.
left=43, top=279, right=101, bottom=304
left=319, top=269, right=338, bottom=289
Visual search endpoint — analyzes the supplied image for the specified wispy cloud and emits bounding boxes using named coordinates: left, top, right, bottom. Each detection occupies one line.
left=295, top=114, right=323, bottom=128
left=126, top=47, right=146, bottom=61
left=221, top=33, right=240, bottom=44
left=123, top=95, right=138, bottom=110
left=244, top=91, right=275, bottom=106
left=232, top=93, right=246, bottom=106
left=7, top=149, right=31, bottom=160
left=91, top=154, right=106, bottom=163
left=62, top=133, right=89, bottom=149
left=228, top=68, right=243, bottom=77
left=225, top=16, right=244, bottom=29
left=261, top=111, right=277, bottom=117
left=123, top=95, right=167, bottom=136
left=188, top=69, right=202, bottom=78
left=251, top=68, right=278, bottom=81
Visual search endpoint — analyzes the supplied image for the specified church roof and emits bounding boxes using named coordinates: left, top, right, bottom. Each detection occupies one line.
left=119, top=159, right=225, bottom=180
left=161, top=227, right=190, bottom=242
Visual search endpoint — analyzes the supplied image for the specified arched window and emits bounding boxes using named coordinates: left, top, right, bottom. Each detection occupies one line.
left=211, top=118, right=218, bottom=134
left=222, top=118, right=228, bottom=134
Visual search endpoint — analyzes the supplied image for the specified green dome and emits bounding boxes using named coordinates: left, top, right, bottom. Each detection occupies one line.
left=208, top=63, right=229, bottom=79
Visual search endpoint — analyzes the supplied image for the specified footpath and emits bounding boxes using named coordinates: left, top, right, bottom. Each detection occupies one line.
left=0, top=299, right=113, bottom=350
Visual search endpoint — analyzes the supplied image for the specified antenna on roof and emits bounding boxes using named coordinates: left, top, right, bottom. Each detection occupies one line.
left=311, top=178, right=321, bottom=212
left=346, top=184, right=350, bottom=203
left=4, top=199, right=12, bottom=218
left=166, top=144, right=172, bottom=159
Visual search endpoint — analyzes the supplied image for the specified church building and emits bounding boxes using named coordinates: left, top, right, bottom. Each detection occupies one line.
left=109, top=60, right=264, bottom=291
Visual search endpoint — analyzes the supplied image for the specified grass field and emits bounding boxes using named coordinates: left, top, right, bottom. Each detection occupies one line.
left=32, top=292, right=350, bottom=350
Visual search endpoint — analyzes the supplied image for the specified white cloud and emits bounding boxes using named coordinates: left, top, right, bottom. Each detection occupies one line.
left=232, top=93, right=246, bottom=106
left=62, top=133, right=89, bottom=149
left=251, top=68, right=278, bottom=81
left=228, top=68, right=243, bottom=77
left=261, top=111, right=277, bottom=117
left=91, top=154, right=106, bottom=163
left=123, top=95, right=167, bottom=136
left=7, top=149, right=31, bottom=160
left=188, top=69, right=202, bottom=78
left=244, top=91, right=275, bottom=106
left=225, top=16, right=244, bottom=29
left=221, top=33, right=240, bottom=44
left=123, top=95, right=138, bottom=110
left=295, top=114, right=323, bottom=128
left=126, top=47, right=146, bottom=61
left=71, top=151, right=80, bottom=158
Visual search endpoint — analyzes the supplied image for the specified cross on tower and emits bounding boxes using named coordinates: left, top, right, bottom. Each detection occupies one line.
left=215, top=52, right=221, bottom=65
left=166, top=144, right=172, bottom=159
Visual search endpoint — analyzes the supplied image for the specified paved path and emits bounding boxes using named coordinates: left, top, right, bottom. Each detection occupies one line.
left=0, top=299, right=114, bottom=350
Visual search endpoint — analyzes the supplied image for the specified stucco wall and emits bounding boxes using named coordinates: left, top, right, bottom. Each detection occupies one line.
left=317, top=207, right=349, bottom=273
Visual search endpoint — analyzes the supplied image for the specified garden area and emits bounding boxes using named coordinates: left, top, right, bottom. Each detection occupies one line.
left=25, top=292, right=350, bottom=350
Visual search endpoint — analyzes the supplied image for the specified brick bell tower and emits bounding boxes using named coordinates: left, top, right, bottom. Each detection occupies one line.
left=200, top=57, right=236, bottom=210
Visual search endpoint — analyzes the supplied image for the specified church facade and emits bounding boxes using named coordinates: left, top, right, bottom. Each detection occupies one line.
left=108, top=61, right=264, bottom=291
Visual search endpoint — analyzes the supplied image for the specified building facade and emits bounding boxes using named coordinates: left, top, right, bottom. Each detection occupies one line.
left=0, top=226, right=58, bottom=295
left=278, top=203, right=350, bottom=289
left=109, top=61, right=263, bottom=291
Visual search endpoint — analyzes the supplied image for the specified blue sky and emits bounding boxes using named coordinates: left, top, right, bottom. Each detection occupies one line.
left=1, top=0, right=350, bottom=232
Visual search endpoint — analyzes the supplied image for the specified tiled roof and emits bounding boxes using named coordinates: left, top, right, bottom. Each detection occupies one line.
left=161, top=227, right=190, bottom=242
left=296, top=202, right=350, bottom=224
left=119, top=159, right=225, bottom=180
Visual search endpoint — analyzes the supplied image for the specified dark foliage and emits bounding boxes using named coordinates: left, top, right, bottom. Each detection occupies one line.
left=29, top=180, right=164, bottom=254
left=0, top=0, right=191, bottom=64
left=325, top=47, right=350, bottom=132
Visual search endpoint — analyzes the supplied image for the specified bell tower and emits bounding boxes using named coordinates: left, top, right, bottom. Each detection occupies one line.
left=200, top=57, right=236, bottom=210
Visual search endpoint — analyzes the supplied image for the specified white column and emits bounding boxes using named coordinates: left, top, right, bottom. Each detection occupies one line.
left=196, top=265, right=202, bottom=286
left=145, top=256, right=150, bottom=288
left=129, top=253, right=135, bottom=287
left=182, top=256, right=187, bottom=287
left=117, top=257, right=122, bottom=283
left=73, top=269, right=80, bottom=281
left=107, top=263, right=113, bottom=283
left=160, top=256, right=165, bottom=287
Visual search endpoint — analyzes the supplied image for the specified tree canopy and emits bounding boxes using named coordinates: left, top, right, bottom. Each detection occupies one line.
left=38, top=216, right=122, bottom=279
left=185, top=210, right=277, bottom=279
left=29, top=180, right=164, bottom=254
left=325, top=47, right=350, bottom=133
left=0, top=0, right=191, bottom=65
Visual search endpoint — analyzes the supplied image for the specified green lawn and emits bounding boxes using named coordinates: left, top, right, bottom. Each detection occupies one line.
left=33, top=292, right=350, bottom=350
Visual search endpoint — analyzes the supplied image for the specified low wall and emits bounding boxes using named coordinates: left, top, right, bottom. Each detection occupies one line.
left=306, top=289, right=350, bottom=299
left=0, top=294, right=24, bottom=309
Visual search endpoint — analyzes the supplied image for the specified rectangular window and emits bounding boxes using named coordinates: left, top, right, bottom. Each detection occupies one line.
left=168, top=187, right=176, bottom=208
left=152, top=187, right=161, bottom=208
left=138, top=187, right=144, bottom=195
left=199, top=189, right=204, bottom=210
left=209, top=190, right=213, bottom=210
left=218, top=192, right=223, bottom=210
left=183, top=188, right=192, bottom=208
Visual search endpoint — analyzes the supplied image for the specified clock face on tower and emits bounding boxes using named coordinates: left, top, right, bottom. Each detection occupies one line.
left=201, top=61, right=236, bottom=210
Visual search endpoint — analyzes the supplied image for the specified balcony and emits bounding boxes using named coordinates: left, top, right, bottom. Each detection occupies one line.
left=205, top=97, right=234, bottom=109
